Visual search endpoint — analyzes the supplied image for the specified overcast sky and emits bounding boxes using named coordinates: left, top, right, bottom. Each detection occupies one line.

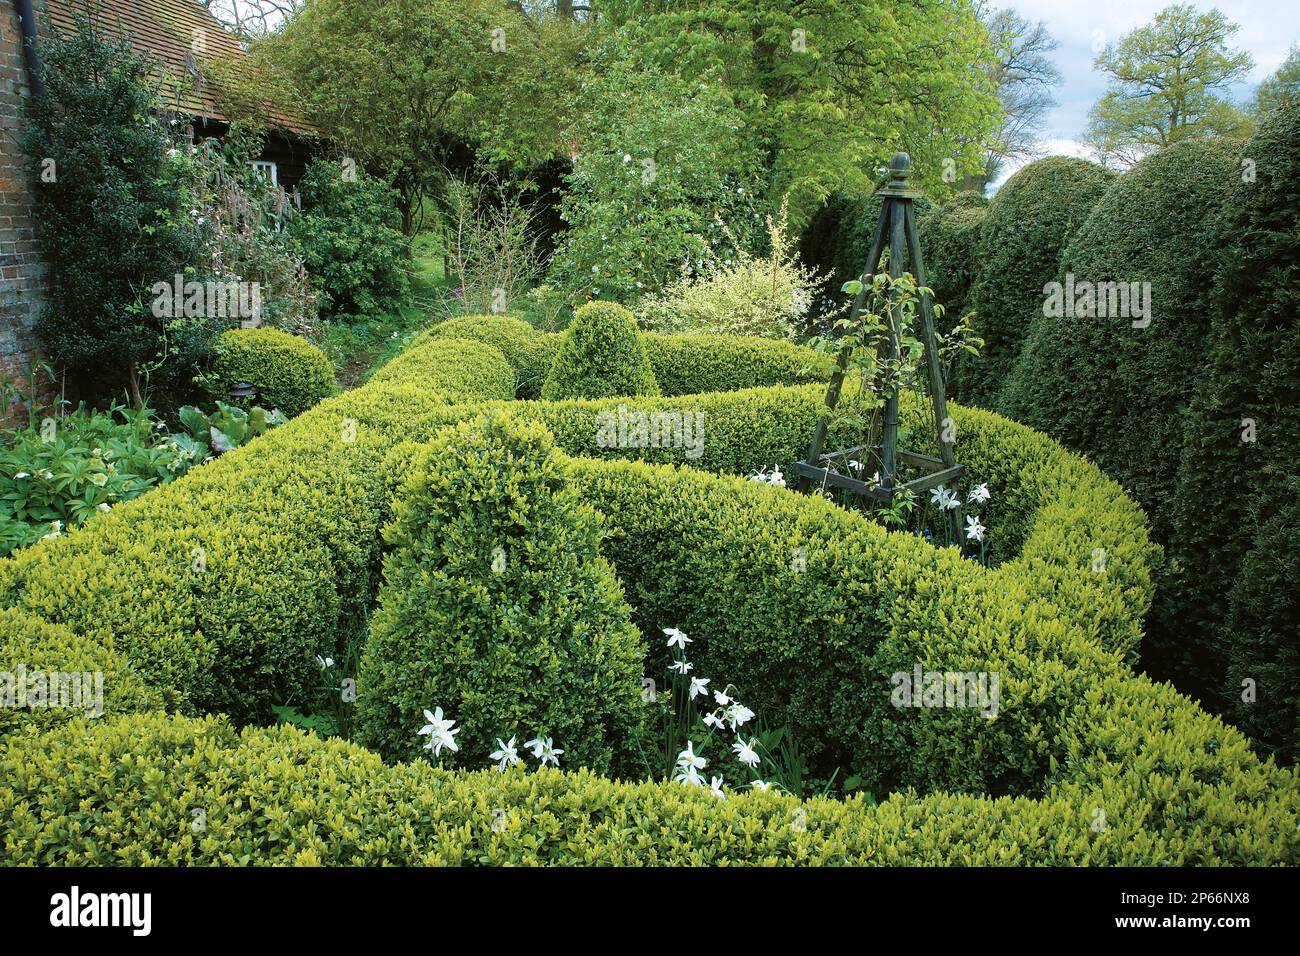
left=992, top=0, right=1300, bottom=185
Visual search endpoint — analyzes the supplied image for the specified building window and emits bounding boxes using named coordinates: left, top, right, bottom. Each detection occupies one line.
left=250, top=160, right=278, bottom=185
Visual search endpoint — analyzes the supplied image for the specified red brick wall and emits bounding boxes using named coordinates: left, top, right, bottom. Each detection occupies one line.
left=0, top=3, right=52, bottom=424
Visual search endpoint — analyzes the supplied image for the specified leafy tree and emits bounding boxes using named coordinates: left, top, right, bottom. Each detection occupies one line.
left=21, top=20, right=198, bottom=406
left=1083, top=4, right=1254, bottom=168
left=1253, top=44, right=1300, bottom=115
left=598, top=0, right=1002, bottom=225
left=546, top=56, right=764, bottom=305
left=259, top=0, right=585, bottom=233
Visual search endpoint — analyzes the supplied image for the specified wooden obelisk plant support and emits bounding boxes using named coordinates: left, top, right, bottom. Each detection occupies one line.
left=797, top=152, right=964, bottom=532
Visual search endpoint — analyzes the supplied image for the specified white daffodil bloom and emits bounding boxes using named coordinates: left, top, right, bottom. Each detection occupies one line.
left=732, top=738, right=760, bottom=768
left=676, top=741, right=707, bottom=773
left=525, top=736, right=563, bottom=766
left=315, top=655, right=334, bottom=669
left=664, top=627, right=692, bottom=649
left=713, top=689, right=733, bottom=706
left=675, top=765, right=704, bottom=788
left=418, top=707, right=460, bottom=757
left=669, top=659, right=693, bottom=675
left=750, top=780, right=772, bottom=792
left=703, top=712, right=725, bottom=731
left=709, top=776, right=726, bottom=800
left=688, top=676, right=710, bottom=699
left=930, top=485, right=949, bottom=508
left=965, top=515, right=986, bottom=542
left=490, top=736, right=521, bottom=772
left=726, top=703, right=755, bottom=729
left=968, top=483, right=991, bottom=504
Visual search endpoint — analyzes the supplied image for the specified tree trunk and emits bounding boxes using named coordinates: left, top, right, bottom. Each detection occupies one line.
left=127, top=363, right=144, bottom=410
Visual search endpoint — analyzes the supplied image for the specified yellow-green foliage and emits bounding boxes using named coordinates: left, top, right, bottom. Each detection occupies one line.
left=0, top=608, right=156, bottom=740
left=641, top=333, right=830, bottom=396
left=2, top=710, right=1294, bottom=865
left=542, top=301, right=660, bottom=400
left=209, top=327, right=335, bottom=418
left=356, top=415, right=644, bottom=772
left=0, top=329, right=1292, bottom=866
left=635, top=206, right=822, bottom=340
left=423, top=315, right=558, bottom=398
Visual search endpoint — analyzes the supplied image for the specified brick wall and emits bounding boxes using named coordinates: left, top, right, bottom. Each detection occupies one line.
left=0, top=3, right=51, bottom=423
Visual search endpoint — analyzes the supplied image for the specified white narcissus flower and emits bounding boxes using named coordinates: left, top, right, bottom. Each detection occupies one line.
left=490, top=736, right=520, bottom=772
left=669, top=659, right=693, bottom=675
left=675, top=764, right=704, bottom=788
left=525, top=736, right=563, bottom=766
left=930, top=485, right=949, bottom=508
left=688, top=676, right=710, bottom=699
left=315, top=655, right=334, bottom=669
left=664, top=627, right=692, bottom=649
left=732, top=737, right=760, bottom=768
left=750, top=780, right=772, bottom=792
left=709, top=775, right=726, bottom=800
left=726, top=703, right=755, bottom=729
left=965, top=515, right=986, bottom=542
left=13, top=472, right=29, bottom=479
left=968, top=483, right=991, bottom=504
left=417, top=707, right=460, bottom=757
left=676, top=741, right=707, bottom=773
left=713, top=688, right=732, bottom=707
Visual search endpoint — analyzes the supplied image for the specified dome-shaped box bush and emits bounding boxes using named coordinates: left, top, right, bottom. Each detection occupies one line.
left=207, top=327, right=334, bottom=418
left=542, top=301, right=660, bottom=400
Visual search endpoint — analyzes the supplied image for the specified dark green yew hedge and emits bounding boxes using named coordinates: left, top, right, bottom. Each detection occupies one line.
left=0, top=327, right=1294, bottom=866
left=960, top=157, right=1113, bottom=408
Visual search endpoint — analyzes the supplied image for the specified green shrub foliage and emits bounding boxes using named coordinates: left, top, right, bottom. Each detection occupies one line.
left=288, top=159, right=410, bottom=318
left=917, top=191, right=988, bottom=341
left=958, top=158, right=1113, bottom=406
left=424, top=315, right=558, bottom=398
left=355, top=415, right=643, bottom=772
left=1168, top=100, right=1300, bottom=722
left=208, top=328, right=334, bottom=418
left=1223, top=481, right=1300, bottom=764
left=21, top=22, right=196, bottom=396
left=1002, top=139, right=1239, bottom=552
left=0, top=330, right=1294, bottom=865
left=541, top=302, right=660, bottom=400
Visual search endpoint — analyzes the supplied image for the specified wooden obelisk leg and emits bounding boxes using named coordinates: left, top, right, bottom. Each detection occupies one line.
left=800, top=201, right=891, bottom=489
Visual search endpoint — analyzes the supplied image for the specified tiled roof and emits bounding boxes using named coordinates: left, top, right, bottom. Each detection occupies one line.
left=37, top=0, right=318, bottom=137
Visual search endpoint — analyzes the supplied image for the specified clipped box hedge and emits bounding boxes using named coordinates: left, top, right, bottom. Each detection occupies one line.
left=0, top=327, right=1294, bottom=866
left=208, top=327, right=336, bottom=418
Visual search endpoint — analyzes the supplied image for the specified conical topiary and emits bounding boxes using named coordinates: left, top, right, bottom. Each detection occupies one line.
left=541, top=300, right=661, bottom=400
left=355, top=414, right=645, bottom=773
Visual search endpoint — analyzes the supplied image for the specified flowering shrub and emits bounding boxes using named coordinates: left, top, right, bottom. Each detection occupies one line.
left=355, top=414, right=644, bottom=773
left=635, top=202, right=826, bottom=340
left=0, top=404, right=192, bottom=557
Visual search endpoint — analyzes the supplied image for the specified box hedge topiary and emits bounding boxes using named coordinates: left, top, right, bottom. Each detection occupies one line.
left=423, top=315, right=559, bottom=399
left=1001, top=139, right=1239, bottom=549
left=541, top=301, right=661, bottom=400
left=355, top=414, right=644, bottom=773
left=916, top=191, right=988, bottom=348
left=208, top=327, right=335, bottom=418
left=0, top=329, right=1294, bottom=866
left=957, top=157, right=1113, bottom=407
